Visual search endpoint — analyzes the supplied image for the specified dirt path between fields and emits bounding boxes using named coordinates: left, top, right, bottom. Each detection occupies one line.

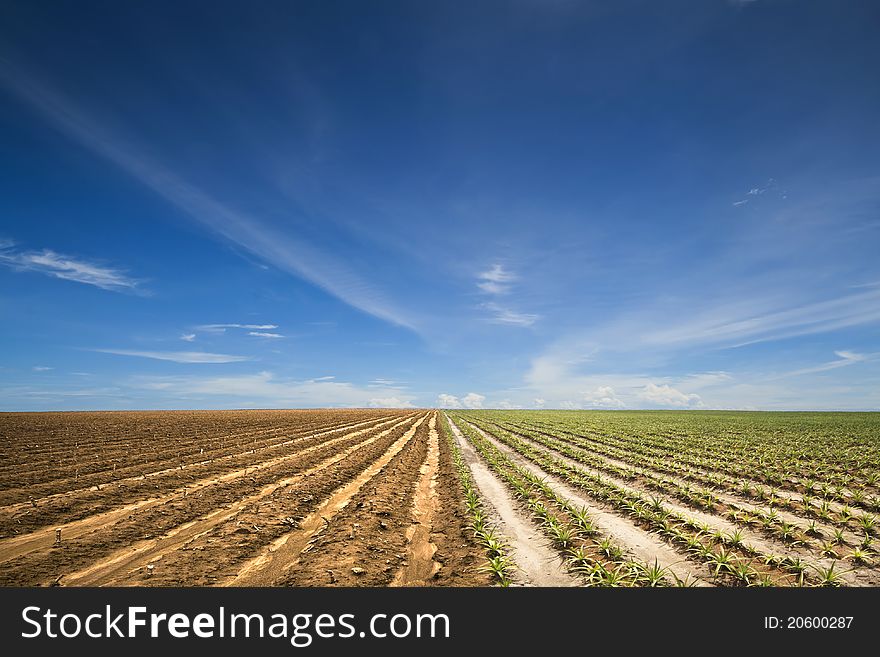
left=60, top=415, right=422, bottom=587
left=464, top=421, right=715, bottom=587
left=0, top=415, right=408, bottom=567
left=391, top=414, right=442, bottom=586
left=224, top=414, right=430, bottom=586
left=445, top=415, right=580, bottom=587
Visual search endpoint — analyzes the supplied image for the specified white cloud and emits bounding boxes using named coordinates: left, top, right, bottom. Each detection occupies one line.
left=514, top=338, right=880, bottom=410
left=732, top=178, right=782, bottom=207
left=483, top=302, right=540, bottom=327
left=497, top=399, right=522, bottom=409
left=639, top=383, right=703, bottom=408
left=32, top=366, right=53, bottom=372
left=834, top=350, right=866, bottom=361
left=0, top=242, right=140, bottom=293
left=180, top=333, right=196, bottom=342
left=0, top=63, right=415, bottom=330
left=248, top=331, right=285, bottom=338
left=197, top=323, right=278, bottom=332
left=475, top=264, right=539, bottom=327
left=368, top=397, right=415, bottom=408
left=462, top=392, right=485, bottom=409
left=583, top=385, right=625, bottom=409
left=128, top=371, right=416, bottom=408
left=434, top=392, right=483, bottom=409
left=640, top=288, right=880, bottom=350
left=437, top=393, right=461, bottom=408
left=521, top=346, right=711, bottom=410
left=477, top=264, right=515, bottom=294
left=93, top=349, right=249, bottom=364
left=534, top=398, right=546, bottom=408
left=312, top=375, right=335, bottom=381
left=370, top=378, right=397, bottom=386
left=476, top=280, right=507, bottom=295
left=774, top=350, right=873, bottom=379
left=479, top=263, right=516, bottom=284
left=680, top=371, right=733, bottom=389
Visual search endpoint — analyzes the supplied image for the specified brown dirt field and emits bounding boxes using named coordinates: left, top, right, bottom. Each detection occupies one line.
left=68, top=415, right=423, bottom=586
left=273, top=412, right=488, bottom=587
left=0, top=410, right=387, bottom=497
left=0, top=413, right=398, bottom=536
left=0, top=410, right=491, bottom=587
left=0, top=411, right=422, bottom=585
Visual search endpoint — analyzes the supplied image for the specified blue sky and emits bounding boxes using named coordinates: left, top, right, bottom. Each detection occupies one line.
left=1, top=0, right=878, bottom=411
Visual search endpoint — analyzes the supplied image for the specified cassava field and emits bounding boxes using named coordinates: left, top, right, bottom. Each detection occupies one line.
left=0, top=409, right=878, bottom=587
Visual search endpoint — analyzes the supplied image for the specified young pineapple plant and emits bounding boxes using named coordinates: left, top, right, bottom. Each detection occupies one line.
left=707, top=546, right=736, bottom=579
left=857, top=513, right=877, bottom=535
left=481, top=555, right=516, bottom=587
left=631, top=559, right=668, bottom=587
left=812, top=562, right=848, bottom=587
left=848, top=547, right=872, bottom=565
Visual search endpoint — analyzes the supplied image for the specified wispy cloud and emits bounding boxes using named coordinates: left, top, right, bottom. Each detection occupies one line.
left=196, top=323, right=278, bottom=332
left=0, top=62, right=415, bottom=330
left=640, top=288, right=880, bottom=350
left=680, top=371, right=733, bottom=389
left=92, top=349, right=249, bottom=364
left=180, top=333, right=196, bottom=342
left=128, top=371, right=416, bottom=407
left=732, top=177, right=787, bottom=207
left=477, top=263, right=516, bottom=295
left=248, top=331, right=284, bottom=338
left=32, top=366, right=53, bottom=372
left=476, top=263, right=539, bottom=327
left=0, top=241, right=141, bottom=293
left=483, top=302, right=540, bottom=327
left=773, top=350, right=874, bottom=379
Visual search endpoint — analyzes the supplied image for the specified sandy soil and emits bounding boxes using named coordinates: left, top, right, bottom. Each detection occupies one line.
left=445, top=415, right=581, bottom=586
left=464, top=420, right=715, bottom=586
left=391, top=414, right=442, bottom=585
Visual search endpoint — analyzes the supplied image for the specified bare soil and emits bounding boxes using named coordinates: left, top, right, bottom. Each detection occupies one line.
left=0, top=410, right=487, bottom=587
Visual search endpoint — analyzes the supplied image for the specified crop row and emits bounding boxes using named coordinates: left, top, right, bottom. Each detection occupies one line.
left=485, top=418, right=879, bottom=554
left=493, top=415, right=880, bottom=510
left=448, top=416, right=700, bottom=586
left=439, top=415, right=516, bottom=585
left=455, top=416, right=855, bottom=586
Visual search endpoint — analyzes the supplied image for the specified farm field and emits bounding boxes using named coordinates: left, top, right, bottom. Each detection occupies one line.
left=0, top=409, right=490, bottom=587
left=0, top=409, right=878, bottom=587
left=448, top=410, right=880, bottom=587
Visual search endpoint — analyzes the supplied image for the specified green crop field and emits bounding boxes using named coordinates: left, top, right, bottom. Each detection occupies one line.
left=444, top=410, right=880, bottom=587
